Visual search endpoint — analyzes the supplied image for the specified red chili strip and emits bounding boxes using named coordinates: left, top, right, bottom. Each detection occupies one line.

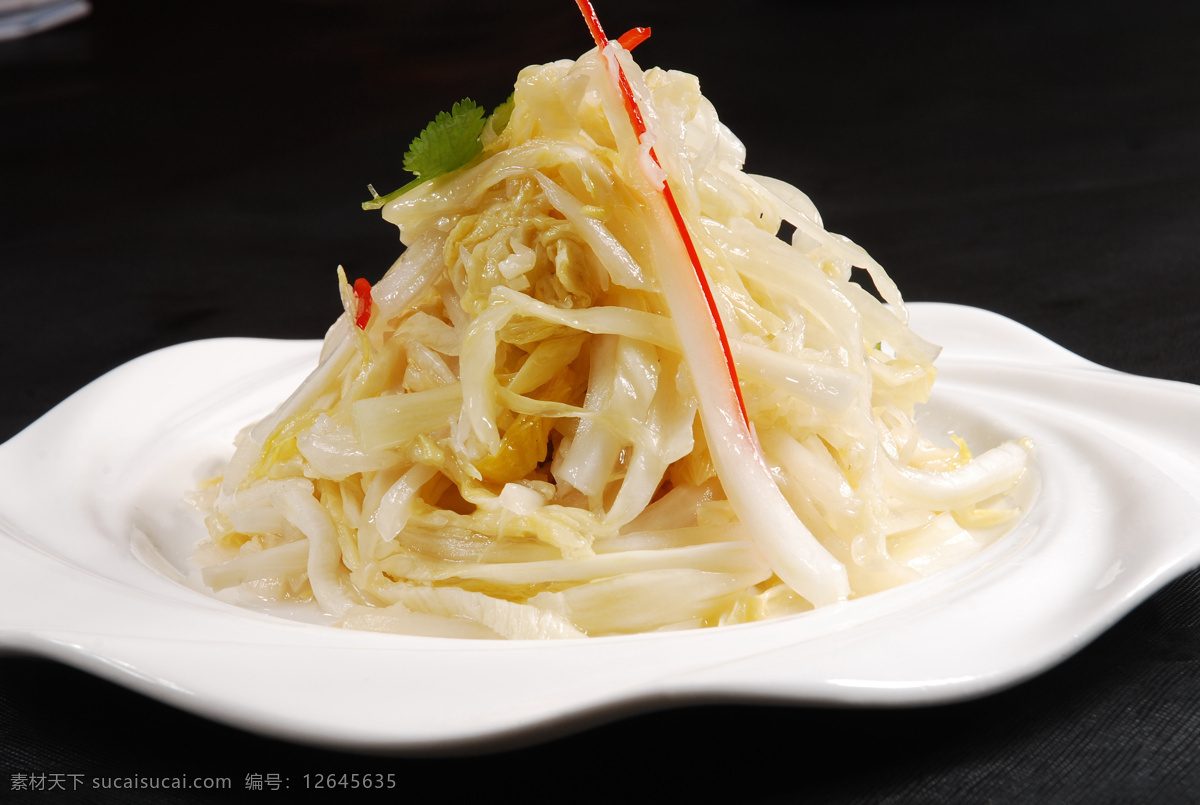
left=353, top=277, right=373, bottom=330
left=616, top=26, right=651, bottom=51
left=572, top=0, right=749, bottom=425
left=574, top=0, right=606, bottom=47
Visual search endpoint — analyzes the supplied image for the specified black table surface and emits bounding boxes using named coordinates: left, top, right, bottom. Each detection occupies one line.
left=3, top=1, right=1200, bottom=802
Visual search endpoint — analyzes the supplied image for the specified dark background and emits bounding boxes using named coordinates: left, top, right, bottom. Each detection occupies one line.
left=3, top=0, right=1200, bottom=801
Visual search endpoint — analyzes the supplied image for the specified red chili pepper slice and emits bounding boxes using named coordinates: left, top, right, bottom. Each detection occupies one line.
left=353, top=277, right=373, bottom=330
left=572, top=0, right=749, bottom=426
left=616, top=26, right=651, bottom=51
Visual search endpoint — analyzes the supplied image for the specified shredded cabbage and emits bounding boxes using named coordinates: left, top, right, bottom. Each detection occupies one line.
left=194, top=42, right=1033, bottom=639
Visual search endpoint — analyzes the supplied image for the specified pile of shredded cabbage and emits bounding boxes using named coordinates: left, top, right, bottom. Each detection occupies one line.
left=193, top=44, right=1033, bottom=639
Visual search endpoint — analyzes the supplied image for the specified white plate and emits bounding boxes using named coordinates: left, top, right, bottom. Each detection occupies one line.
left=2, top=303, right=1199, bottom=753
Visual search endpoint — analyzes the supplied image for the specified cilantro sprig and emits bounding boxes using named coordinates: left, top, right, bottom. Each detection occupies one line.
left=363, top=97, right=510, bottom=211
left=404, top=99, right=486, bottom=180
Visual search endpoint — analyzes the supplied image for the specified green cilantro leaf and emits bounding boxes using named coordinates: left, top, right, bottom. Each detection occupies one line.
left=363, top=98, right=487, bottom=210
left=362, top=96, right=526, bottom=211
left=489, top=94, right=515, bottom=137
left=403, top=98, right=486, bottom=179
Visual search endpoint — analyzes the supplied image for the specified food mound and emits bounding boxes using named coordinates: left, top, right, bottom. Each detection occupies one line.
left=192, top=21, right=1032, bottom=639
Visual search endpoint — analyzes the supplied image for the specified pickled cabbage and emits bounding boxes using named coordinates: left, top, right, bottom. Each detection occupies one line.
left=192, top=38, right=1032, bottom=639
